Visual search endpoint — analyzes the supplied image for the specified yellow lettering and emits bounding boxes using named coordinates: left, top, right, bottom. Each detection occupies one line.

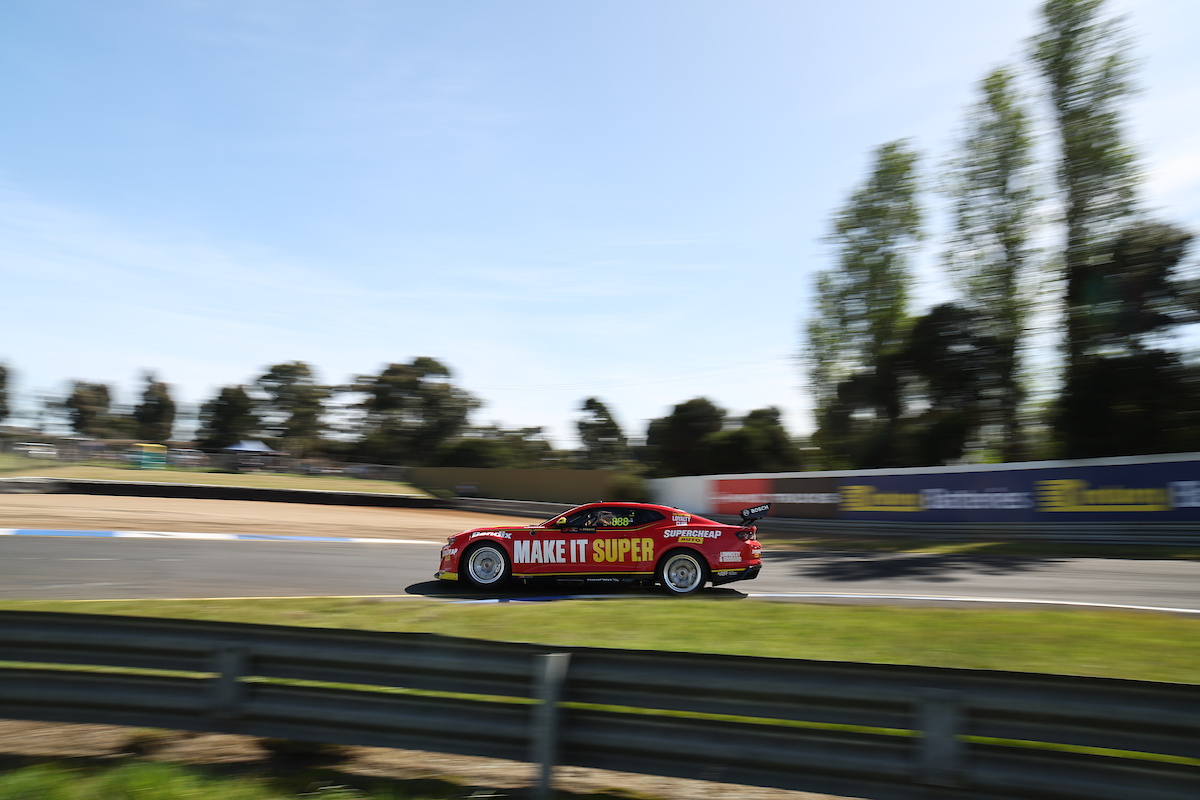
left=642, top=538, right=654, bottom=560
left=631, top=539, right=641, bottom=561
left=841, top=485, right=922, bottom=512
left=592, top=540, right=604, bottom=563
left=1037, top=480, right=1171, bottom=512
left=618, top=539, right=631, bottom=561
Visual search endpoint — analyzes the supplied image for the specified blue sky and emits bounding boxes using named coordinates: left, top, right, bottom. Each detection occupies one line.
left=2, top=0, right=1197, bottom=446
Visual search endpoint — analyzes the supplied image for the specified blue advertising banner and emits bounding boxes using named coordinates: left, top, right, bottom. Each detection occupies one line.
left=708, top=456, right=1200, bottom=523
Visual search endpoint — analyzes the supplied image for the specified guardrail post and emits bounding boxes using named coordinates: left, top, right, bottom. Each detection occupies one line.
left=531, top=652, right=571, bottom=800
left=210, top=647, right=248, bottom=721
left=918, top=688, right=963, bottom=787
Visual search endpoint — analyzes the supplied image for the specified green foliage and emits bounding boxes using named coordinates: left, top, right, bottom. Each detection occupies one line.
left=942, top=66, right=1039, bottom=460
left=0, top=363, right=8, bottom=423
left=897, top=304, right=1005, bottom=465
left=196, top=385, right=260, bottom=450
left=644, top=397, right=725, bottom=476
left=256, top=362, right=330, bottom=457
left=704, top=407, right=803, bottom=474
left=0, top=760, right=443, bottom=800
left=133, top=371, right=176, bottom=443
left=351, top=359, right=480, bottom=465
left=1032, top=0, right=1139, bottom=373
left=434, top=425, right=558, bottom=468
left=63, top=381, right=112, bottom=438
left=1054, top=222, right=1200, bottom=457
left=577, top=397, right=628, bottom=468
left=807, top=140, right=922, bottom=467
left=644, top=401, right=803, bottom=476
left=604, top=471, right=650, bottom=503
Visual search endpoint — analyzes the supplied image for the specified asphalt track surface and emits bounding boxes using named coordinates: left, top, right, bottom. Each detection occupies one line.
left=3, top=534, right=1200, bottom=612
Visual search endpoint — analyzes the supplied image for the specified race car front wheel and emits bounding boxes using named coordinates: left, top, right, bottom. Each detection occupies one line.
left=658, top=550, right=707, bottom=596
left=463, top=543, right=511, bottom=589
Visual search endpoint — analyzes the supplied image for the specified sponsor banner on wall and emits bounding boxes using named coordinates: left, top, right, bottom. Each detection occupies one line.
left=707, top=460, right=1200, bottom=522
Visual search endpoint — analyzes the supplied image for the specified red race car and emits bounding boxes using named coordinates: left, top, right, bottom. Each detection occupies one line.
left=435, top=501, right=767, bottom=595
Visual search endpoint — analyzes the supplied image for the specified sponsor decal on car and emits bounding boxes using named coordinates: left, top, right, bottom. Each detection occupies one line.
left=471, top=531, right=513, bottom=539
left=511, top=538, right=657, bottom=565
left=441, top=548, right=458, bottom=557
left=663, top=529, right=721, bottom=539
left=719, top=551, right=741, bottom=563
left=672, top=513, right=691, bottom=525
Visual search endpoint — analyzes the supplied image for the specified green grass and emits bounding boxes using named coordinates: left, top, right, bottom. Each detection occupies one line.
left=1, top=597, right=1197, bottom=684
left=0, top=760, right=476, bottom=800
left=0, top=463, right=429, bottom=496
left=0, top=453, right=60, bottom=474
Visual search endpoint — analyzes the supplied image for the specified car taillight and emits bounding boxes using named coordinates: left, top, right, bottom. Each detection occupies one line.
left=736, top=527, right=757, bottom=541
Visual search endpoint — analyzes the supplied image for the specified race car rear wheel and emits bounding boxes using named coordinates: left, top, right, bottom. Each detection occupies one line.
left=657, top=550, right=707, bottom=596
left=463, top=543, right=511, bottom=589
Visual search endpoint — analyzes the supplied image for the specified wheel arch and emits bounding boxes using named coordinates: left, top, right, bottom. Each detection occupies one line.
left=461, top=539, right=513, bottom=588
left=654, top=546, right=711, bottom=595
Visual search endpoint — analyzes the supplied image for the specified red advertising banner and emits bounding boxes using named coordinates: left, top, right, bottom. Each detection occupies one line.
left=709, top=478, right=773, bottom=515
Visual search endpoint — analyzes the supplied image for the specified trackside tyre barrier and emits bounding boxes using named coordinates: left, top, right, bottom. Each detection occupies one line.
left=0, top=611, right=1196, bottom=799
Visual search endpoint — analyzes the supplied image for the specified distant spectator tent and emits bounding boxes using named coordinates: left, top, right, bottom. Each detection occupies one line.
left=222, top=440, right=283, bottom=472
left=223, top=440, right=281, bottom=454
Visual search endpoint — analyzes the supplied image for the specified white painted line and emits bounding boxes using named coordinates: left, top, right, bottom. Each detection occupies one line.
left=742, top=592, right=1200, bottom=615
left=29, top=591, right=1200, bottom=613
left=116, top=531, right=239, bottom=540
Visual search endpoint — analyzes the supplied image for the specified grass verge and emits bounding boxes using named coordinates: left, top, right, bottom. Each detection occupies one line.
left=0, top=759, right=495, bottom=800
left=0, top=597, right=1196, bottom=684
left=0, top=463, right=429, bottom=496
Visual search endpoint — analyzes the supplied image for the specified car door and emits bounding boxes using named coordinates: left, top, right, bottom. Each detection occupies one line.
left=571, top=506, right=664, bottom=578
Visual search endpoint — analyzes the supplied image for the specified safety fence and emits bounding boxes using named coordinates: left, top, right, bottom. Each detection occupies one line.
left=0, top=611, right=1197, bottom=799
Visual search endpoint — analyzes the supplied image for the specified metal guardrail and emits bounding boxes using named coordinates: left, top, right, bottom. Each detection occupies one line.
left=452, top=496, right=576, bottom=519
left=0, top=611, right=1197, bottom=799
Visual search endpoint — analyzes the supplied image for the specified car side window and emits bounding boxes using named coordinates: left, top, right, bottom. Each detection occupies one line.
left=632, top=509, right=665, bottom=526
left=563, top=507, right=661, bottom=529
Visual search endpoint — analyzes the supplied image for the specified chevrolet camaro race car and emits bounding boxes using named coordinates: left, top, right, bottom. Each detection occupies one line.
left=436, top=501, right=768, bottom=595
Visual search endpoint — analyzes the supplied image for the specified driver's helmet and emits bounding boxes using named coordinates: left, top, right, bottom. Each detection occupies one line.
left=596, top=510, right=615, bottom=526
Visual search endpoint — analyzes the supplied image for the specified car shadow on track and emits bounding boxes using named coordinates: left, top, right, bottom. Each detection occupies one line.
left=404, top=580, right=749, bottom=601
left=763, top=550, right=1068, bottom=583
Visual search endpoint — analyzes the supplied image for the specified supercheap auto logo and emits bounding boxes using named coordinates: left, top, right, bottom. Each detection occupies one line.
left=663, top=529, right=721, bottom=541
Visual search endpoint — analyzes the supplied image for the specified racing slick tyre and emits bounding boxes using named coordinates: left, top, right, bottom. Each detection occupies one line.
left=657, top=550, right=707, bottom=596
left=463, top=543, right=511, bottom=590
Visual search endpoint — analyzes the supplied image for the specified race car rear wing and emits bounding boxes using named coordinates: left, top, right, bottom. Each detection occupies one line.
left=739, top=503, right=771, bottom=524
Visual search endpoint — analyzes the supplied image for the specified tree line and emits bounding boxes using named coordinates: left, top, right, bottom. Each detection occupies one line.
left=0, top=358, right=804, bottom=478
left=806, top=0, right=1198, bottom=469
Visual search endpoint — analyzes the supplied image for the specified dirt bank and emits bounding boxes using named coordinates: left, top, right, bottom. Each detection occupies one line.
left=0, top=495, right=534, bottom=541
